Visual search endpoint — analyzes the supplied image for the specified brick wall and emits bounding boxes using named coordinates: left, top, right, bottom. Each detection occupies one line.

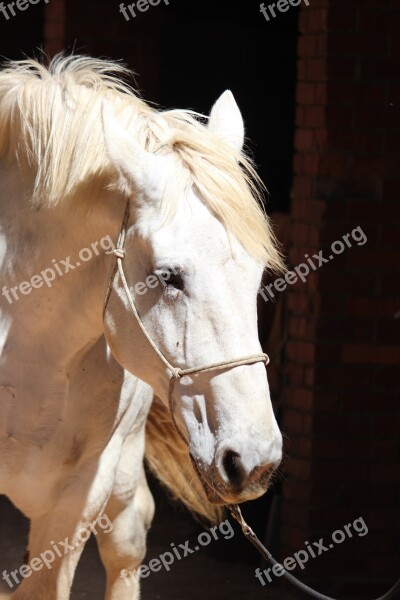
left=281, top=0, right=400, bottom=594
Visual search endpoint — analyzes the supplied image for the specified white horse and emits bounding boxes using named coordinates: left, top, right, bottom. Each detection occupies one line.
left=0, top=55, right=284, bottom=600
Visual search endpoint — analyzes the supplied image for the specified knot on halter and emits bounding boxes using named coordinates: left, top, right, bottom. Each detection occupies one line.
left=113, top=248, right=125, bottom=259
left=171, top=367, right=182, bottom=380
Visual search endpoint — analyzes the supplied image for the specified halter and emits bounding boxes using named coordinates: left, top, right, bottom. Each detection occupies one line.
left=103, top=201, right=270, bottom=445
left=103, top=202, right=400, bottom=600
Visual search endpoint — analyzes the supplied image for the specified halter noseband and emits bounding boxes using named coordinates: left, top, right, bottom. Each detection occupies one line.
left=100, top=205, right=400, bottom=600
left=103, top=201, right=270, bottom=444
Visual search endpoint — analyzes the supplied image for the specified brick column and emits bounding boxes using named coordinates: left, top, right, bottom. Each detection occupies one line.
left=280, top=0, right=400, bottom=594
left=44, top=0, right=66, bottom=57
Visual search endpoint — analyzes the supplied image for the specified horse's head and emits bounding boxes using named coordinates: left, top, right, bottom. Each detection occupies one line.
left=103, top=91, right=283, bottom=505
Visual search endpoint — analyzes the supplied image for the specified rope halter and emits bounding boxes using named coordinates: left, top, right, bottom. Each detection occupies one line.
left=103, top=201, right=270, bottom=444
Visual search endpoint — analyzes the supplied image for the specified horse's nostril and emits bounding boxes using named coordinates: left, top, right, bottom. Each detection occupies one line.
left=222, top=449, right=246, bottom=489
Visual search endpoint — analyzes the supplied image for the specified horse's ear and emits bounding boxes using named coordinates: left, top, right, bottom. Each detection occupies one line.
left=208, top=90, right=245, bottom=153
left=102, top=101, right=159, bottom=194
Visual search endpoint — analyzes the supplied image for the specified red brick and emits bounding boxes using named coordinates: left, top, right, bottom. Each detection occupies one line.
left=298, top=35, right=319, bottom=57
left=307, top=59, right=327, bottom=81
left=293, top=388, right=314, bottom=411
left=288, top=316, right=308, bottom=338
left=304, top=107, right=325, bottom=128
left=315, top=83, right=327, bottom=104
left=294, top=153, right=304, bottom=173
left=304, top=367, right=315, bottom=387
left=287, top=291, right=310, bottom=317
left=285, top=456, right=312, bottom=479
left=308, top=8, right=328, bottom=33
left=298, top=8, right=311, bottom=33
left=282, top=1, right=398, bottom=576
left=297, top=58, right=308, bottom=81
left=286, top=341, right=316, bottom=364
left=303, top=413, right=313, bottom=434
left=282, top=480, right=311, bottom=502
left=285, top=364, right=305, bottom=386
left=45, top=0, right=65, bottom=20
left=318, top=151, right=350, bottom=176
left=291, top=222, right=309, bottom=245
left=295, top=129, right=315, bottom=151
left=283, top=409, right=304, bottom=434
left=292, top=176, right=315, bottom=200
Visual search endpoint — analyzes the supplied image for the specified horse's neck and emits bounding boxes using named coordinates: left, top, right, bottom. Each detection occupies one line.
left=0, top=166, right=123, bottom=391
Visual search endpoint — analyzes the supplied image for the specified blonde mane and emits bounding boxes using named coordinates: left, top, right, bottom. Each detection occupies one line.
left=0, top=54, right=283, bottom=270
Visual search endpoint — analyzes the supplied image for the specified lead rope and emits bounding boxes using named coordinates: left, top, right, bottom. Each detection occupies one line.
left=229, top=504, right=400, bottom=600
left=104, top=202, right=400, bottom=600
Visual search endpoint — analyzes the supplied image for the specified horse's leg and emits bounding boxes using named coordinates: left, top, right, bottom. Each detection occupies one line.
left=10, top=504, right=96, bottom=600
left=9, top=459, right=116, bottom=600
left=96, top=429, right=155, bottom=600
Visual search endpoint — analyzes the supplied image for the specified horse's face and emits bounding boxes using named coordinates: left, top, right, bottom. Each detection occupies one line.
left=103, top=92, right=282, bottom=505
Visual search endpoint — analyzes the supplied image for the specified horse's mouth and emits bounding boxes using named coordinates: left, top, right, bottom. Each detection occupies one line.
left=190, top=454, right=273, bottom=506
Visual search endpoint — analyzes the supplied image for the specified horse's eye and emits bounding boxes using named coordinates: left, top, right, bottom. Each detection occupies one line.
left=158, top=268, right=184, bottom=291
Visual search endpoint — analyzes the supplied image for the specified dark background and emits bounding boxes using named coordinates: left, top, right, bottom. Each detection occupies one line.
left=0, top=0, right=298, bottom=214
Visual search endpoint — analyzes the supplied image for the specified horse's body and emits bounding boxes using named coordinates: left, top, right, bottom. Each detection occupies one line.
left=0, top=56, right=284, bottom=599
left=0, top=139, right=155, bottom=600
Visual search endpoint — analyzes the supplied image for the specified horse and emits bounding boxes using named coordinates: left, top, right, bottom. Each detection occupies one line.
left=0, top=55, right=284, bottom=600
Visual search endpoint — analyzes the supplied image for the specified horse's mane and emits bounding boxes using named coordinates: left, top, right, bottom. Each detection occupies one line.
left=145, top=396, right=223, bottom=523
left=0, top=54, right=283, bottom=270
left=0, top=55, right=283, bottom=522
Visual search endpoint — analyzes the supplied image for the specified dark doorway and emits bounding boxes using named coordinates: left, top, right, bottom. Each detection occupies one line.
left=159, top=0, right=299, bottom=214
left=157, top=0, right=299, bottom=562
left=0, top=3, right=45, bottom=61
